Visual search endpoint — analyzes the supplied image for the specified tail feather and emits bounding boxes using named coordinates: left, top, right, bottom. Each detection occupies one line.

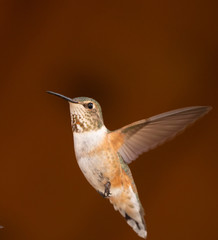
left=125, top=212, right=147, bottom=239
left=110, top=186, right=147, bottom=239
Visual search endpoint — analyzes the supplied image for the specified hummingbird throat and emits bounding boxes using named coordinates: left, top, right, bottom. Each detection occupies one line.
left=70, top=113, right=103, bottom=133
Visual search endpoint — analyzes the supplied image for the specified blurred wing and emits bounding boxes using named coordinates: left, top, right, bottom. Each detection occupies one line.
left=115, top=106, right=211, bottom=164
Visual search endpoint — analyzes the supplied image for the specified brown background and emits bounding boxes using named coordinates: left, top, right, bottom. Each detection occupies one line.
left=0, top=1, right=217, bottom=240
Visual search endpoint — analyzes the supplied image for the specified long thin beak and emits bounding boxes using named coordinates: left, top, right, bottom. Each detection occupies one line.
left=46, top=91, right=78, bottom=103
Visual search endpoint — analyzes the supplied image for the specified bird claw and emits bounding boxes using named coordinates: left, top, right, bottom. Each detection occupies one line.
left=103, top=181, right=111, bottom=198
left=97, top=181, right=111, bottom=198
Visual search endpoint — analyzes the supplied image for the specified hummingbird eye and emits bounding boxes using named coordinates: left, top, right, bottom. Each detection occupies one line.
left=87, top=102, right=93, bottom=109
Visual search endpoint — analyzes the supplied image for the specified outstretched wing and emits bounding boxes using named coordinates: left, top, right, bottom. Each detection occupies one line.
left=112, top=106, right=211, bottom=164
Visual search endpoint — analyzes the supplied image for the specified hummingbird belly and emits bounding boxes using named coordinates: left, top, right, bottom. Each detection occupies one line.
left=76, top=154, right=111, bottom=193
left=73, top=126, right=115, bottom=193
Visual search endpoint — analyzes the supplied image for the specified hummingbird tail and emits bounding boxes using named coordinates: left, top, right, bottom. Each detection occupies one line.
left=124, top=210, right=147, bottom=239
left=110, top=187, right=147, bottom=239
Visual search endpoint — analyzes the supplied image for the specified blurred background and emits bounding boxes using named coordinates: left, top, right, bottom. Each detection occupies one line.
left=0, top=1, right=217, bottom=240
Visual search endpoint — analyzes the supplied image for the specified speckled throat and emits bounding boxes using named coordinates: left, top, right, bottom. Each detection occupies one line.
left=70, top=109, right=104, bottom=133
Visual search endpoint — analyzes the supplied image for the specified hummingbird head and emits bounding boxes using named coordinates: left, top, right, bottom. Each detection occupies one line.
left=47, top=91, right=104, bottom=133
left=69, top=97, right=104, bottom=133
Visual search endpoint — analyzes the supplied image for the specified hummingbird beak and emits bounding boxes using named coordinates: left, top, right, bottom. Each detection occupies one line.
left=46, top=91, right=78, bottom=103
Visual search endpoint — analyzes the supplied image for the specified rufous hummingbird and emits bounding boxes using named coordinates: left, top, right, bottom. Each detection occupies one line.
left=47, top=91, right=211, bottom=238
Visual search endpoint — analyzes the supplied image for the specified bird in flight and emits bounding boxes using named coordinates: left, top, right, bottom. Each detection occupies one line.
left=47, top=91, right=211, bottom=238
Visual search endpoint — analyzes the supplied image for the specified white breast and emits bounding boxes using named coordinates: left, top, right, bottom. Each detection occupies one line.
left=73, top=126, right=108, bottom=190
left=73, top=126, right=107, bottom=159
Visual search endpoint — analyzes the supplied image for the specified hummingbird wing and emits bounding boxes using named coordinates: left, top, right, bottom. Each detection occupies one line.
left=113, top=106, right=211, bottom=164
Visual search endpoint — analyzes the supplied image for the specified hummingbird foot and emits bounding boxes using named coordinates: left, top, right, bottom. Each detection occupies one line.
left=103, top=181, right=111, bottom=198
left=97, top=181, right=111, bottom=198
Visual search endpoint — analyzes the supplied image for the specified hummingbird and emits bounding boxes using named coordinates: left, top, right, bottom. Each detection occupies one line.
left=47, top=91, right=211, bottom=238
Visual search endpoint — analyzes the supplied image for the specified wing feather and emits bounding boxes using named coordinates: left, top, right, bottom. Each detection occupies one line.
left=114, top=106, right=211, bottom=164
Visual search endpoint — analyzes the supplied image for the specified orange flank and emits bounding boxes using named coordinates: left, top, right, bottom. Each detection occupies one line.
left=108, top=130, right=124, bottom=151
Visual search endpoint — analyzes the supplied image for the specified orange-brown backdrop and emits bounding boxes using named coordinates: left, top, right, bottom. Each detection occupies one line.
left=0, top=1, right=217, bottom=240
